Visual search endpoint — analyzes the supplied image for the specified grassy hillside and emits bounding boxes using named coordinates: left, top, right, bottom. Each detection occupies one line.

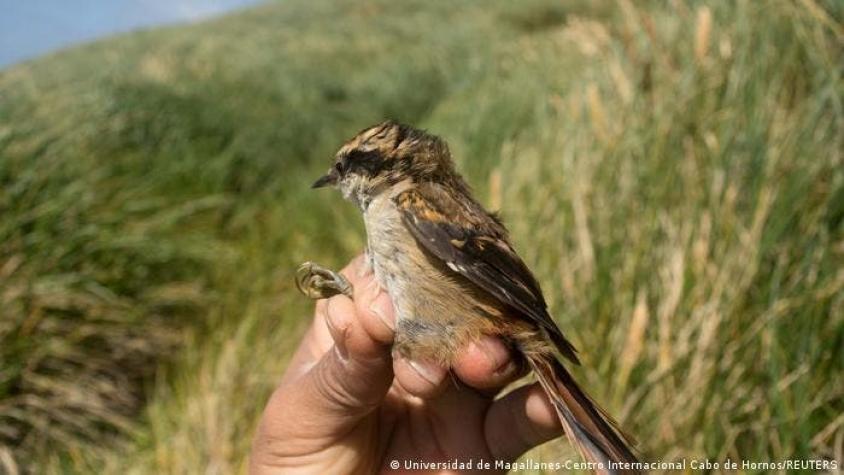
left=1, top=0, right=841, bottom=473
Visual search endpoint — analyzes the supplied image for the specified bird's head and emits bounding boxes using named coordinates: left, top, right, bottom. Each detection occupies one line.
left=312, top=121, right=455, bottom=209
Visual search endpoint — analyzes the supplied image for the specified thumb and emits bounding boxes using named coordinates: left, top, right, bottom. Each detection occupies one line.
left=297, top=293, right=394, bottom=421
left=253, top=285, right=393, bottom=460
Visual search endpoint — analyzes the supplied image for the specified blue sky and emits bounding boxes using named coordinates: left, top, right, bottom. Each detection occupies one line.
left=0, top=0, right=264, bottom=68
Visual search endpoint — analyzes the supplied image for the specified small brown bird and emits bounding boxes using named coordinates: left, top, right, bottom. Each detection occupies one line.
left=298, top=121, right=640, bottom=474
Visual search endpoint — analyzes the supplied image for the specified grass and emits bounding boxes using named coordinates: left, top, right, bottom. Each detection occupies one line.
left=0, top=0, right=841, bottom=473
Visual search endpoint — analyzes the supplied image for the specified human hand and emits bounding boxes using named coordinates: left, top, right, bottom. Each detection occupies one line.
left=250, top=255, right=563, bottom=474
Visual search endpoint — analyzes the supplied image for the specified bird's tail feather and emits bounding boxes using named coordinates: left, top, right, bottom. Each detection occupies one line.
left=526, top=353, right=641, bottom=475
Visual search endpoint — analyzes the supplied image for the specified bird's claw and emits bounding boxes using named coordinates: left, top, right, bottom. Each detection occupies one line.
left=295, top=261, right=354, bottom=300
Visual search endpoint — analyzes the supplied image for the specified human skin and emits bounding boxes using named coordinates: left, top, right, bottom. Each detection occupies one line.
left=249, top=255, right=563, bottom=474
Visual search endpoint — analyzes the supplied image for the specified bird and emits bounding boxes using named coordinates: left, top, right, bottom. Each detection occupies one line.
left=296, top=120, right=641, bottom=474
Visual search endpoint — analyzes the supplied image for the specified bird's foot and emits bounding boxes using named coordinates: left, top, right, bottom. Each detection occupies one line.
left=296, top=261, right=354, bottom=300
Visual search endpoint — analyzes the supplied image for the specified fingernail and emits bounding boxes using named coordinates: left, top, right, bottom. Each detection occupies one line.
left=356, top=259, right=371, bottom=278
left=493, top=359, right=516, bottom=377
left=364, top=278, right=379, bottom=294
left=333, top=342, right=349, bottom=362
left=475, top=337, right=511, bottom=375
left=324, top=305, right=349, bottom=361
left=407, top=359, right=445, bottom=385
left=369, top=297, right=394, bottom=331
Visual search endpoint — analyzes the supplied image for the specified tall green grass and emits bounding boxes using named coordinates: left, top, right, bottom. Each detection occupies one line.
left=0, top=0, right=841, bottom=473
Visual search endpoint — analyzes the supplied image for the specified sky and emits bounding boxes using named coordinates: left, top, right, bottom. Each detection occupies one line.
left=0, top=0, right=264, bottom=68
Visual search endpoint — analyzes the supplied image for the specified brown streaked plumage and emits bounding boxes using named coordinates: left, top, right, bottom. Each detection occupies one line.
left=311, top=121, right=641, bottom=474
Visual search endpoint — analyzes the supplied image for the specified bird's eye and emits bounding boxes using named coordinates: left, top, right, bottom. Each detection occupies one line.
left=335, top=160, right=346, bottom=174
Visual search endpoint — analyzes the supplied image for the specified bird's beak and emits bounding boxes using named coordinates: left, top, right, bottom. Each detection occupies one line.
left=311, top=169, right=338, bottom=189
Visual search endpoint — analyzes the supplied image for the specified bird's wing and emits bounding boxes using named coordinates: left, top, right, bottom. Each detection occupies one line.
left=394, top=182, right=579, bottom=363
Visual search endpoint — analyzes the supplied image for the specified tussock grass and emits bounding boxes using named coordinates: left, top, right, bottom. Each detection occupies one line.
left=0, top=0, right=841, bottom=473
